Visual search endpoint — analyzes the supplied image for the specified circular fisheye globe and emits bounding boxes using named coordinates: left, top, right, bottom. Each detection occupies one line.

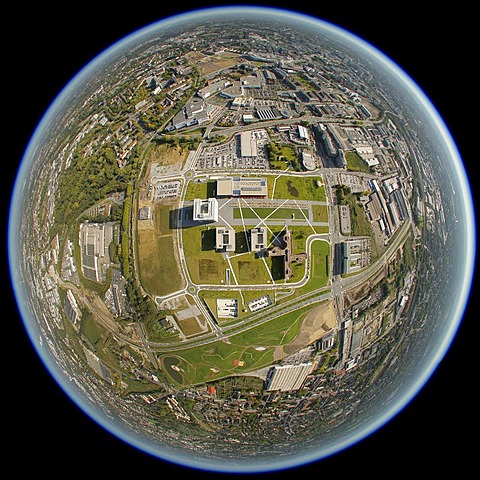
left=9, top=5, right=475, bottom=473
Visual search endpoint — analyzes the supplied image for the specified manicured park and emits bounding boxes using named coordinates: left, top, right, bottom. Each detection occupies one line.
left=158, top=301, right=323, bottom=386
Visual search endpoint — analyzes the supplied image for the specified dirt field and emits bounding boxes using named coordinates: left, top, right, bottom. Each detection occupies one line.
left=283, top=300, right=337, bottom=355
left=149, top=144, right=189, bottom=167
left=137, top=207, right=183, bottom=296
left=186, top=50, right=240, bottom=76
left=179, top=317, right=204, bottom=336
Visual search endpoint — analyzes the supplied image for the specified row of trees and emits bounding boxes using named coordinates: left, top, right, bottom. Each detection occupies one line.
left=121, top=183, right=133, bottom=280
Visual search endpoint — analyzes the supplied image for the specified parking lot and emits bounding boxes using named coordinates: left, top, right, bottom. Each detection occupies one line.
left=195, top=131, right=269, bottom=170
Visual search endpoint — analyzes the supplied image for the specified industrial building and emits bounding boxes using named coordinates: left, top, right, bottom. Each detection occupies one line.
left=169, top=97, right=209, bottom=130
left=251, top=226, right=267, bottom=252
left=64, top=289, right=82, bottom=325
left=79, top=222, right=114, bottom=282
left=263, top=69, right=276, bottom=84
left=193, top=198, right=219, bottom=222
left=240, top=73, right=262, bottom=89
left=298, top=125, right=309, bottom=140
left=334, top=237, right=371, bottom=275
left=216, top=227, right=236, bottom=252
left=355, top=144, right=379, bottom=167
left=198, top=79, right=232, bottom=99
left=265, top=363, right=313, bottom=392
left=216, top=177, right=268, bottom=198
left=365, top=178, right=409, bottom=239
left=240, top=130, right=259, bottom=158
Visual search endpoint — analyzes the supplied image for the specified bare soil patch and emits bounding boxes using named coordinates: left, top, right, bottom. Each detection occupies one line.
left=283, top=300, right=337, bottom=355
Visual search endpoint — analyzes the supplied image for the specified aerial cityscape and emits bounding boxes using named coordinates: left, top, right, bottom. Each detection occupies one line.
left=9, top=6, right=474, bottom=472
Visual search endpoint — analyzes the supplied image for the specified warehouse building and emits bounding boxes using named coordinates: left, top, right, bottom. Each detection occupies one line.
left=240, top=130, right=259, bottom=158
left=265, top=363, right=313, bottom=392
left=65, top=289, right=82, bottom=326
left=198, top=79, right=232, bottom=99
left=79, top=222, right=114, bottom=282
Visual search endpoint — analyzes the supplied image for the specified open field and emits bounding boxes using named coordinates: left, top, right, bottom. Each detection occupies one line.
left=179, top=317, right=204, bottom=336
left=137, top=203, right=183, bottom=295
left=182, top=225, right=228, bottom=284
left=283, top=300, right=336, bottom=355
left=233, top=207, right=309, bottom=220
left=187, top=51, right=241, bottom=76
left=154, top=204, right=173, bottom=235
left=159, top=300, right=326, bottom=386
left=148, top=143, right=189, bottom=167
left=138, top=231, right=183, bottom=295
left=272, top=176, right=326, bottom=201
left=312, top=204, right=329, bottom=223
left=308, top=240, right=330, bottom=290
left=345, top=150, right=372, bottom=174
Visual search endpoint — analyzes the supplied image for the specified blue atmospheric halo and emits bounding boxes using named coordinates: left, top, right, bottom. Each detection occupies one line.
left=9, top=5, right=475, bottom=474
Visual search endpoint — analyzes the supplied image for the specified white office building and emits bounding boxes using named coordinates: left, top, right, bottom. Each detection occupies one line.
left=251, top=226, right=267, bottom=252
left=216, top=227, right=236, bottom=252
left=193, top=198, right=219, bottom=222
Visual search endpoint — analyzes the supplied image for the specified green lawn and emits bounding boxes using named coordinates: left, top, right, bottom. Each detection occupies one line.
left=233, top=207, right=309, bottom=220
left=312, top=204, right=329, bottom=222
left=200, top=288, right=276, bottom=323
left=273, top=176, right=326, bottom=201
left=184, top=180, right=216, bottom=200
left=308, top=240, right=330, bottom=290
left=159, top=300, right=321, bottom=386
left=345, top=150, right=373, bottom=174
left=290, top=226, right=316, bottom=252
left=228, top=303, right=315, bottom=347
left=159, top=342, right=275, bottom=386
left=79, top=311, right=101, bottom=346
left=229, top=252, right=273, bottom=285
left=182, top=225, right=228, bottom=284
left=267, top=142, right=297, bottom=164
left=139, top=235, right=183, bottom=295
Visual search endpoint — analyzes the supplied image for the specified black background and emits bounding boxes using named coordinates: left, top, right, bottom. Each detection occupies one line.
left=4, top=2, right=476, bottom=477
